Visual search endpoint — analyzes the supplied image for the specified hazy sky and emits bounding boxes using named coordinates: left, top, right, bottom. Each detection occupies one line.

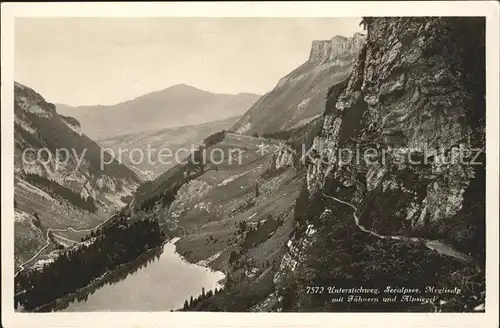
left=15, top=17, right=363, bottom=106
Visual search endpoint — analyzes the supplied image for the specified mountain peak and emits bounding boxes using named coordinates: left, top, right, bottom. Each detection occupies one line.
left=169, top=83, right=194, bottom=88
left=166, top=83, right=203, bottom=92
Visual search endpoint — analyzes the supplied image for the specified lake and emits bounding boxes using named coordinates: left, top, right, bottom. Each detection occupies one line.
left=61, top=237, right=225, bottom=311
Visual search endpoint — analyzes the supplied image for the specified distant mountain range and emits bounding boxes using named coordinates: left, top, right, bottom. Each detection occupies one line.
left=56, top=84, right=260, bottom=140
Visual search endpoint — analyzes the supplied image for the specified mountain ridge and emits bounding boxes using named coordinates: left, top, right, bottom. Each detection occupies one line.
left=231, top=32, right=365, bottom=135
left=308, top=32, right=365, bottom=63
left=56, top=85, right=260, bottom=140
left=55, top=84, right=260, bottom=109
left=14, top=81, right=140, bottom=268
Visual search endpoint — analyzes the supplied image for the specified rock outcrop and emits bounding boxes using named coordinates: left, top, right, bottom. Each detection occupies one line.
left=309, top=33, right=365, bottom=63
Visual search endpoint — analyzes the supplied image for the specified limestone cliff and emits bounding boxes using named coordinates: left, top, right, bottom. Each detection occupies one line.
left=276, top=17, right=485, bottom=312
left=309, top=33, right=365, bottom=63
left=231, top=32, right=365, bottom=135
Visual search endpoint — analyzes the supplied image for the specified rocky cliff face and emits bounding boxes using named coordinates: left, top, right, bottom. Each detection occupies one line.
left=307, top=17, right=485, bottom=234
left=276, top=17, right=485, bottom=312
left=231, top=32, right=365, bottom=135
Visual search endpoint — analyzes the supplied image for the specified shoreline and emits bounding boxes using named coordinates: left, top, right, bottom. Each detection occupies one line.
left=16, top=239, right=168, bottom=313
left=15, top=212, right=119, bottom=277
left=16, top=234, right=227, bottom=312
left=170, top=237, right=227, bottom=289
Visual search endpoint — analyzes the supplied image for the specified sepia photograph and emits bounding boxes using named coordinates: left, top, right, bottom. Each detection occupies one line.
left=1, top=2, right=499, bottom=328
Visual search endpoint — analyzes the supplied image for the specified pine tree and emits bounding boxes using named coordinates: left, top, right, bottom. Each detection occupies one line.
left=201, top=287, right=206, bottom=299
left=183, top=300, right=189, bottom=310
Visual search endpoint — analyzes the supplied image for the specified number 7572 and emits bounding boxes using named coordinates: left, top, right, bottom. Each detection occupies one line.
left=306, top=286, right=324, bottom=294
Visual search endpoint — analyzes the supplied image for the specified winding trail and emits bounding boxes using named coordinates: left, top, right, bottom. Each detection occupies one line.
left=321, top=192, right=477, bottom=265
left=15, top=214, right=118, bottom=278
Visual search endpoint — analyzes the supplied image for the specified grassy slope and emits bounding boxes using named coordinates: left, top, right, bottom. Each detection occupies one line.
left=98, top=116, right=240, bottom=180
left=128, top=132, right=305, bottom=310
left=231, top=61, right=351, bottom=135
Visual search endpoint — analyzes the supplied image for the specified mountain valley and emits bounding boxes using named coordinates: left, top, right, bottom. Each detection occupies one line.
left=98, top=115, right=240, bottom=180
